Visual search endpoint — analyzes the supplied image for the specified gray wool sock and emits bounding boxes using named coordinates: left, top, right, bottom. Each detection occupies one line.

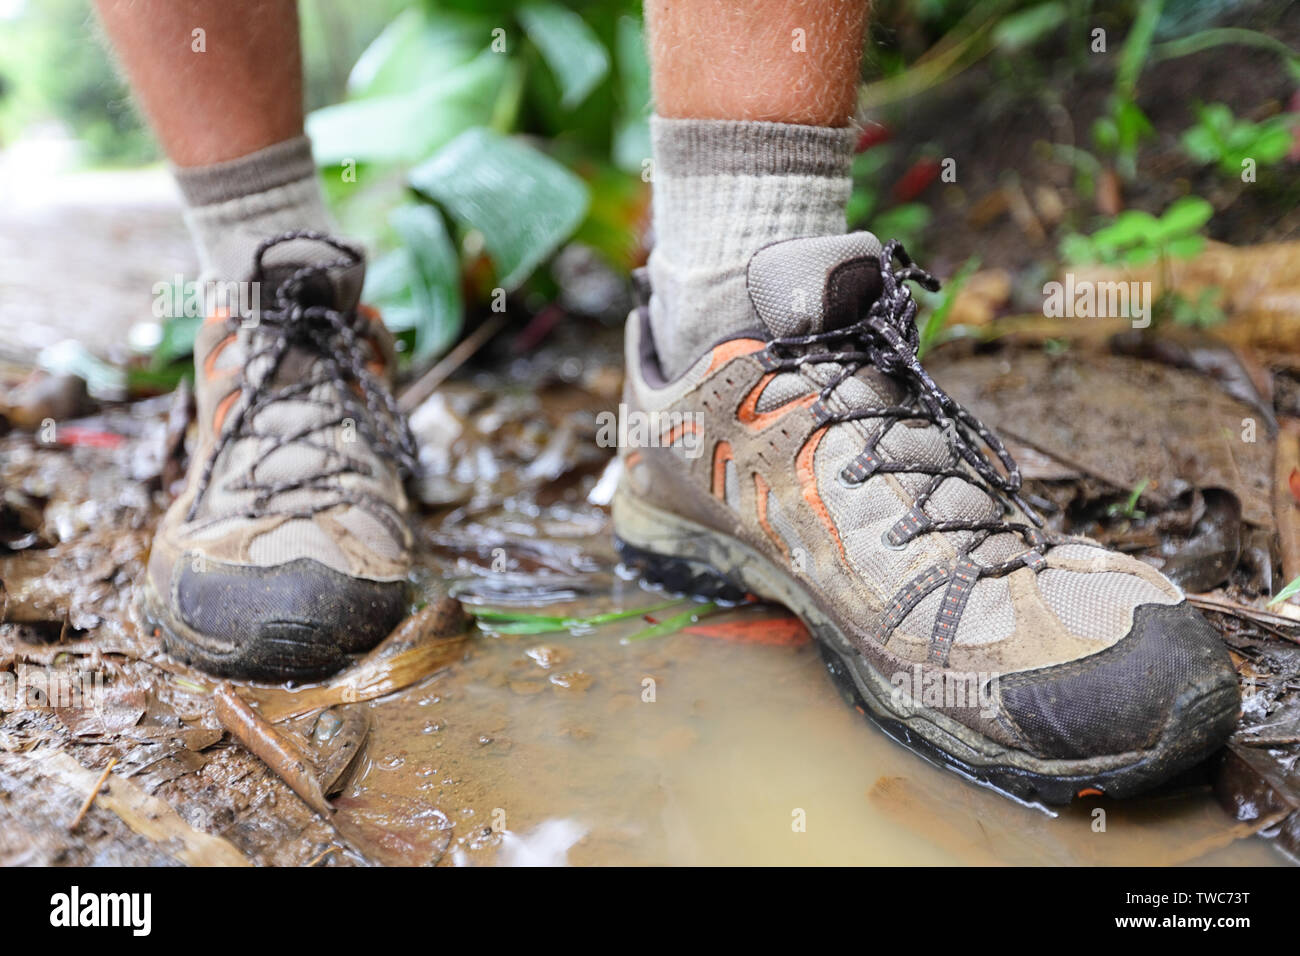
left=647, top=116, right=855, bottom=379
left=172, top=135, right=341, bottom=284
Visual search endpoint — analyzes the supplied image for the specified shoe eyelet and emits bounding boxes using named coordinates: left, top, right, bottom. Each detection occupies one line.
left=881, top=530, right=908, bottom=551
left=837, top=470, right=862, bottom=489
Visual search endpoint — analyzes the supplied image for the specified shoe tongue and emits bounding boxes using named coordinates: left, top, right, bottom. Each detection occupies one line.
left=746, top=232, right=885, bottom=339
left=258, top=236, right=365, bottom=312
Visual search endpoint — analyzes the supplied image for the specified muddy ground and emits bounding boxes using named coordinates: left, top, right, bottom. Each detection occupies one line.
left=2, top=310, right=1299, bottom=865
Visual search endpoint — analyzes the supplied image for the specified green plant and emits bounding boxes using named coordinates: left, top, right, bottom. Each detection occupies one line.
left=1090, top=0, right=1162, bottom=181
left=1181, top=102, right=1296, bottom=177
left=1060, top=195, right=1212, bottom=266
left=1169, top=286, right=1226, bottom=329
left=307, top=1, right=648, bottom=362
left=917, top=255, right=980, bottom=358
left=1107, top=478, right=1149, bottom=520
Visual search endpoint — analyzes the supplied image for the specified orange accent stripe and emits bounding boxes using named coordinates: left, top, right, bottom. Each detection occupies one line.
left=203, top=333, right=236, bottom=378
left=796, top=429, right=849, bottom=567
left=358, top=304, right=383, bottom=323
left=737, top=373, right=817, bottom=431
left=211, top=390, right=239, bottom=436
left=625, top=450, right=643, bottom=468
left=204, top=305, right=231, bottom=326
left=754, top=473, right=791, bottom=561
left=663, top=421, right=701, bottom=446
left=712, top=441, right=734, bottom=499
left=705, top=338, right=765, bottom=375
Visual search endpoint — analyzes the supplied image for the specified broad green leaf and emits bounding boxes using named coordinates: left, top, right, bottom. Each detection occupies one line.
left=1151, top=196, right=1213, bottom=242
left=388, top=204, right=464, bottom=360
left=409, top=127, right=589, bottom=289
left=612, top=15, right=651, bottom=172
left=517, top=1, right=611, bottom=109
left=1163, top=234, right=1206, bottom=260
left=1092, top=210, right=1159, bottom=254
left=346, top=7, right=487, bottom=99
left=307, top=50, right=508, bottom=166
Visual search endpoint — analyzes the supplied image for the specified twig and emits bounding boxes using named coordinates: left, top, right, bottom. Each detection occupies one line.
left=68, top=756, right=117, bottom=832
left=397, top=313, right=508, bottom=413
left=1186, top=592, right=1300, bottom=644
left=306, top=845, right=341, bottom=867
left=1238, top=734, right=1300, bottom=748
left=31, top=749, right=251, bottom=866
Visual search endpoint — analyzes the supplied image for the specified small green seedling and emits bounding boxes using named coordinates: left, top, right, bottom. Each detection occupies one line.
left=1107, top=478, right=1150, bottom=520
left=1181, top=102, right=1295, bottom=177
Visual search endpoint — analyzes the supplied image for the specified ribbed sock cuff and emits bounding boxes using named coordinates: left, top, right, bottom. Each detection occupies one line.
left=650, top=116, right=854, bottom=179
left=173, top=135, right=318, bottom=207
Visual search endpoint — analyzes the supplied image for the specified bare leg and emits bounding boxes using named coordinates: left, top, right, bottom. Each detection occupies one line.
left=93, top=0, right=303, bottom=167
left=645, top=0, right=869, bottom=127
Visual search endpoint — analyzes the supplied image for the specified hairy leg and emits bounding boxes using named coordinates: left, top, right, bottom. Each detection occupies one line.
left=93, top=0, right=303, bottom=167
left=645, top=0, right=869, bottom=127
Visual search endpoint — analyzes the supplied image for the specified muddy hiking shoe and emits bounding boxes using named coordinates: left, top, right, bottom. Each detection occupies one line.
left=614, top=231, right=1240, bottom=804
left=144, top=232, right=419, bottom=681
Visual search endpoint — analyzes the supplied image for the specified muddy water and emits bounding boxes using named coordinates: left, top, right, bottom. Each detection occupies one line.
left=337, top=509, right=1282, bottom=867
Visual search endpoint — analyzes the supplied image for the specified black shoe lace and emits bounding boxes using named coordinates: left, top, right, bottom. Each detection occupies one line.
left=761, top=239, right=1047, bottom=575
left=186, top=230, right=420, bottom=524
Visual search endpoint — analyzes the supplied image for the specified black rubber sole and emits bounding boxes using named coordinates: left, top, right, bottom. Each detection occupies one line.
left=142, top=584, right=359, bottom=683
left=615, top=536, right=1238, bottom=806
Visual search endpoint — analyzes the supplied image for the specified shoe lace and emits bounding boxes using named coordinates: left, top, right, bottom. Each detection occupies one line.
left=761, top=239, right=1047, bottom=575
left=186, top=230, right=420, bottom=524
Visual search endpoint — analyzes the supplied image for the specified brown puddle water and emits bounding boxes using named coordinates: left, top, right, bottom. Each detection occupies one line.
left=332, top=499, right=1283, bottom=867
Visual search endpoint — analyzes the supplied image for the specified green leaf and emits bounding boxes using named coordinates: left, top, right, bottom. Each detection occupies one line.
left=346, top=7, right=487, bottom=99
left=871, top=203, right=932, bottom=251
left=517, top=1, right=611, bottom=109
left=1163, top=234, right=1206, bottom=260
left=388, top=204, right=464, bottom=360
left=1091, top=209, right=1159, bottom=255
left=1059, top=233, right=1097, bottom=265
left=307, top=50, right=508, bottom=166
left=472, top=599, right=685, bottom=634
left=409, top=127, right=589, bottom=289
left=1151, top=196, right=1213, bottom=242
left=918, top=256, right=980, bottom=358
left=612, top=14, right=651, bottom=172
left=623, top=603, right=719, bottom=643
left=1268, top=575, right=1300, bottom=607
left=1116, top=0, right=1163, bottom=100
left=991, top=2, right=1067, bottom=52
left=151, top=315, right=202, bottom=369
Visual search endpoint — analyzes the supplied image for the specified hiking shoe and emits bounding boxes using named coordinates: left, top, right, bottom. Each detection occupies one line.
left=144, top=232, right=418, bottom=681
left=613, top=232, right=1239, bottom=803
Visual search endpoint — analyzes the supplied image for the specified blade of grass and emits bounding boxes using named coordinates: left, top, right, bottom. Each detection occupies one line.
left=1267, top=576, right=1300, bottom=608
left=471, top=599, right=686, bottom=633
left=622, top=603, right=719, bottom=643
